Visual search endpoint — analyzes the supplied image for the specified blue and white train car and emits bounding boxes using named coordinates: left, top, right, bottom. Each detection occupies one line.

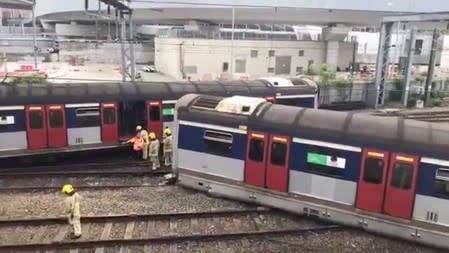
left=0, top=78, right=317, bottom=162
left=174, top=93, right=449, bottom=250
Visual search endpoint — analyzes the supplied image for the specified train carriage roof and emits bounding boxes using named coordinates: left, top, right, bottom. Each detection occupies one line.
left=0, top=79, right=317, bottom=106
left=177, top=94, right=449, bottom=156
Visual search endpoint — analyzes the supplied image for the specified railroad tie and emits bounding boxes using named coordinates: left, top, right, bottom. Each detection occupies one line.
left=69, top=249, right=79, bottom=253
left=52, top=226, right=68, bottom=242
left=190, top=218, right=200, bottom=235
left=169, top=218, right=178, bottom=253
left=118, top=221, right=136, bottom=253
left=94, top=222, right=113, bottom=253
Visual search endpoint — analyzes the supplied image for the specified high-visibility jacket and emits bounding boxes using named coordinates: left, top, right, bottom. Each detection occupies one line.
left=129, top=136, right=143, bottom=151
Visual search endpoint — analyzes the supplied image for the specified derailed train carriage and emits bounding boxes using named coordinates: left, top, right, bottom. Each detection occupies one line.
left=174, top=93, right=449, bottom=250
left=0, top=78, right=316, bottom=160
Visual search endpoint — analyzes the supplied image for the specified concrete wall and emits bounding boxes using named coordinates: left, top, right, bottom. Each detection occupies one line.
left=155, top=38, right=353, bottom=80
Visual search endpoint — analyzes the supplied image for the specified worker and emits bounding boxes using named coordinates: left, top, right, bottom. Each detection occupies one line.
left=137, top=125, right=149, bottom=160
left=61, top=184, right=82, bottom=239
left=124, top=126, right=144, bottom=159
left=149, top=132, right=160, bottom=170
left=163, top=127, right=173, bottom=166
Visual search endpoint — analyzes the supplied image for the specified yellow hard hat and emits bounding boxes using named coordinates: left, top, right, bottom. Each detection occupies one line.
left=164, top=127, right=171, bottom=136
left=149, top=132, right=156, bottom=139
left=136, top=125, right=142, bottom=131
left=61, top=184, right=74, bottom=194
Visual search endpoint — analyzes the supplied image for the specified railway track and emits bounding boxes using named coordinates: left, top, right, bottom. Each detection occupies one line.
left=0, top=161, right=172, bottom=191
left=372, top=109, right=449, bottom=122
left=0, top=208, right=342, bottom=252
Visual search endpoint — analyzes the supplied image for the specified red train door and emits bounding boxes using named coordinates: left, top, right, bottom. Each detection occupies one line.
left=265, top=135, right=290, bottom=192
left=147, top=101, right=162, bottom=139
left=244, top=131, right=269, bottom=187
left=26, top=105, right=47, bottom=149
left=355, top=149, right=389, bottom=213
left=46, top=105, right=67, bottom=148
left=383, top=153, right=418, bottom=219
left=100, top=103, right=118, bottom=143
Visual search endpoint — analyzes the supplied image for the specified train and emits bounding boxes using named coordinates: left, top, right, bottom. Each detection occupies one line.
left=173, top=93, right=449, bottom=250
left=0, top=77, right=317, bottom=160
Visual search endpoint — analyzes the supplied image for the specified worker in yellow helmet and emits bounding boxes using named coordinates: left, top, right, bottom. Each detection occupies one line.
left=148, top=132, right=160, bottom=170
left=163, top=127, right=173, bottom=166
left=61, top=184, right=82, bottom=239
left=136, top=125, right=149, bottom=160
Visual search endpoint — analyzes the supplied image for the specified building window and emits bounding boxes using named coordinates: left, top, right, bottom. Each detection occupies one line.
left=149, top=106, right=160, bottom=122
left=75, top=107, right=100, bottom=128
left=184, top=66, right=197, bottom=74
left=203, top=130, right=233, bottom=157
left=49, top=109, right=63, bottom=128
left=250, top=50, right=258, bottom=58
left=235, top=59, right=246, bottom=73
left=222, top=62, right=229, bottom=72
left=435, top=168, right=449, bottom=198
left=29, top=110, right=43, bottom=129
left=391, top=163, right=413, bottom=190
left=268, top=67, right=274, bottom=73
left=270, top=142, right=287, bottom=166
left=363, top=158, right=384, bottom=184
left=268, top=50, right=275, bottom=57
left=306, top=146, right=345, bottom=177
left=415, top=39, right=423, bottom=55
left=298, top=50, right=304, bottom=57
left=249, top=138, right=264, bottom=162
left=296, top=66, right=304, bottom=74
left=103, top=107, right=116, bottom=125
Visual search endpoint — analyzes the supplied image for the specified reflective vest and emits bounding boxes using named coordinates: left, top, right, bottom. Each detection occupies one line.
left=130, top=136, right=143, bottom=151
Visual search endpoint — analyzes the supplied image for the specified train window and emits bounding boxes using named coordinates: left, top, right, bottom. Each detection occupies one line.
left=103, top=108, right=116, bottom=125
left=434, top=168, right=449, bottom=198
left=203, top=130, right=233, bottom=157
left=363, top=158, right=384, bottom=184
left=270, top=142, right=286, bottom=166
left=306, top=146, right=345, bottom=177
left=391, top=162, right=413, bottom=190
left=249, top=139, right=264, bottom=162
left=76, top=107, right=100, bottom=127
left=49, top=110, right=63, bottom=128
left=162, top=104, right=175, bottom=122
left=29, top=110, right=43, bottom=129
left=149, top=105, right=160, bottom=122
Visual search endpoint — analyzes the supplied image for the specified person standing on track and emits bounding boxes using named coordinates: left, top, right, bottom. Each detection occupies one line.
left=163, top=127, right=173, bottom=166
left=124, top=125, right=144, bottom=159
left=137, top=125, right=150, bottom=160
left=149, top=132, right=160, bottom=170
left=61, top=184, right=82, bottom=239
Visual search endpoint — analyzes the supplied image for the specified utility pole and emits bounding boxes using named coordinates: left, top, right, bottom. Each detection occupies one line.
left=403, top=28, right=416, bottom=107
left=32, top=0, right=37, bottom=69
left=424, top=29, right=440, bottom=107
left=229, top=7, right=235, bottom=78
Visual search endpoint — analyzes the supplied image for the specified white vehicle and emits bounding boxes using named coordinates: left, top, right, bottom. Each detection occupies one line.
left=142, top=65, right=156, bottom=72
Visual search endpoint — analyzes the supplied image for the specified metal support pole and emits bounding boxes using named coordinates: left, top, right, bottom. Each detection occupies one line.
left=351, top=41, right=358, bottom=76
left=374, top=22, right=393, bottom=108
left=120, top=10, right=135, bottom=81
left=424, top=29, right=440, bottom=107
left=403, top=28, right=417, bottom=106
left=230, top=7, right=235, bottom=77
left=32, top=0, right=37, bottom=69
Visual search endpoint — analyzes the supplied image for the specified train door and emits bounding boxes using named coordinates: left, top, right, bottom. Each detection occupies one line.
left=100, top=103, right=118, bottom=143
left=244, top=131, right=269, bottom=187
left=265, top=135, right=290, bottom=192
left=147, top=101, right=162, bottom=139
left=356, top=149, right=418, bottom=219
left=25, top=105, right=47, bottom=149
left=355, top=149, right=389, bottom=213
left=45, top=105, right=67, bottom=148
left=383, top=153, right=418, bottom=219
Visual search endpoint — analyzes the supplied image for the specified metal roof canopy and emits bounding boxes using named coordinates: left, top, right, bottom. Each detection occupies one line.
left=375, top=12, right=449, bottom=109
left=0, top=0, right=33, bottom=10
